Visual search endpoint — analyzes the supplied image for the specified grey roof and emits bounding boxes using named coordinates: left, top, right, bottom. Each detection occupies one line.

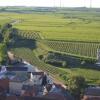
left=6, top=67, right=28, bottom=71
left=10, top=72, right=29, bottom=82
left=0, top=66, right=28, bottom=72
left=22, top=85, right=33, bottom=91
left=85, top=87, right=100, bottom=96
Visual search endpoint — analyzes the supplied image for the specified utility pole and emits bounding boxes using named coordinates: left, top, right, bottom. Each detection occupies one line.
left=90, top=0, right=92, bottom=8
left=60, top=0, right=61, bottom=8
left=84, top=0, right=86, bottom=7
left=54, top=0, right=56, bottom=8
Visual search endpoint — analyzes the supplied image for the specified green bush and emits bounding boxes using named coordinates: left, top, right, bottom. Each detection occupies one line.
left=67, top=75, right=87, bottom=100
left=38, top=55, right=44, bottom=60
left=0, top=43, right=7, bottom=65
left=62, top=61, right=67, bottom=67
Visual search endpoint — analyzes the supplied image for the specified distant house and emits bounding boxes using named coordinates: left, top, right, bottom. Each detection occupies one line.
left=82, top=87, right=100, bottom=100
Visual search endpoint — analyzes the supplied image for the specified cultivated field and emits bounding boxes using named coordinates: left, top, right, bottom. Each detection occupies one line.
left=14, top=12, right=100, bottom=41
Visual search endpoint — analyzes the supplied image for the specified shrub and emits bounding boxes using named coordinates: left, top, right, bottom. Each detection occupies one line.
left=67, top=75, right=87, bottom=100
left=38, top=55, right=44, bottom=60
left=62, top=61, right=67, bottom=67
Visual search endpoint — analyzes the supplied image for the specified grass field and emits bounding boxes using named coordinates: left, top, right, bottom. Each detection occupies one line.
left=0, top=13, right=12, bottom=26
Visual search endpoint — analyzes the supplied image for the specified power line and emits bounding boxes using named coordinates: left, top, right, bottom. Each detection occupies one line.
left=90, top=0, right=92, bottom=8
left=53, top=0, right=56, bottom=7
left=84, top=0, right=86, bottom=7
left=60, top=0, right=61, bottom=7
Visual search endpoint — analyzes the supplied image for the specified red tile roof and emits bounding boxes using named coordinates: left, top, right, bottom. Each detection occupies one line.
left=85, top=87, right=100, bottom=96
left=82, top=87, right=100, bottom=100
left=1, top=96, right=56, bottom=100
left=82, top=95, right=100, bottom=100
left=45, top=93, right=67, bottom=100
left=0, top=79, right=9, bottom=90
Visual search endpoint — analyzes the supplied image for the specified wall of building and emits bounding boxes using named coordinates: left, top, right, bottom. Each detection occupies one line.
left=0, top=79, right=9, bottom=90
left=9, top=81, right=24, bottom=95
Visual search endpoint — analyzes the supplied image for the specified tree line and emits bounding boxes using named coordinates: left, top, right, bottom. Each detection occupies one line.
left=0, top=23, right=17, bottom=64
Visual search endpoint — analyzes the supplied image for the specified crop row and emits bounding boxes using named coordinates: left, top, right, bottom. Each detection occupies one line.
left=43, top=40, right=100, bottom=58
left=17, top=30, right=42, bottom=40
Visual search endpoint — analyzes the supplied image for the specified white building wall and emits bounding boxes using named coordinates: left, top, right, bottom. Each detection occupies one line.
left=30, top=75, right=42, bottom=85
left=9, top=82, right=24, bottom=95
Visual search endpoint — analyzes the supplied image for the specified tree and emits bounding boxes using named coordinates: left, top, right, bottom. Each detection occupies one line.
left=0, top=23, right=14, bottom=45
left=3, top=29, right=11, bottom=44
left=0, top=43, right=7, bottom=65
left=2, top=23, right=12, bottom=30
left=67, top=75, right=87, bottom=100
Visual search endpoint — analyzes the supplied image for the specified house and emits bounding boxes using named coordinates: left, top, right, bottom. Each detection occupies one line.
left=21, top=85, right=36, bottom=96
left=9, top=72, right=29, bottom=95
left=0, top=65, right=74, bottom=100
left=31, top=72, right=44, bottom=85
left=7, top=67, right=28, bottom=72
left=45, top=83, right=74, bottom=100
left=82, top=87, right=100, bottom=100
left=0, top=66, right=29, bottom=95
left=9, top=71, right=45, bottom=95
left=23, top=61, right=39, bottom=72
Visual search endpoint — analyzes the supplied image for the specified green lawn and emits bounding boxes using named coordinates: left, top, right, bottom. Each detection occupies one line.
left=60, top=68, right=100, bottom=85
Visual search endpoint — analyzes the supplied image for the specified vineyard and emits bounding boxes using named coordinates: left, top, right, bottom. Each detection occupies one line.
left=10, top=47, right=100, bottom=85
left=17, top=30, right=42, bottom=40
left=16, top=30, right=100, bottom=59
left=10, top=47, right=68, bottom=83
left=9, top=29, right=100, bottom=85
left=5, top=26, right=100, bottom=85
left=43, top=40, right=100, bottom=59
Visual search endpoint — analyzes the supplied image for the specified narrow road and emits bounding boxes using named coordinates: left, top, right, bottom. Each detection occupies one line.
left=10, top=19, right=24, bottom=25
